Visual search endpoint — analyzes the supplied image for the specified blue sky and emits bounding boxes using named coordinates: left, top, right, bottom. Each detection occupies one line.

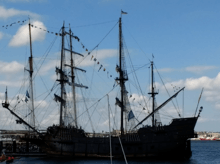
left=0, top=0, right=219, bottom=132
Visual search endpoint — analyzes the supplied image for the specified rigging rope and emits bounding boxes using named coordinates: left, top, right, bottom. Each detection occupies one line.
left=71, top=20, right=118, bottom=28
left=123, top=38, right=150, bottom=114
left=154, top=64, right=181, bottom=117
left=76, top=21, right=119, bottom=66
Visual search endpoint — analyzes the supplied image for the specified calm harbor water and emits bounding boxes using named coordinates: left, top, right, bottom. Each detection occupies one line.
left=4, top=141, right=220, bottom=164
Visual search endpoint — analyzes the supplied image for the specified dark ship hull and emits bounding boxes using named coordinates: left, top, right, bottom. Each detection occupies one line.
left=25, top=117, right=198, bottom=159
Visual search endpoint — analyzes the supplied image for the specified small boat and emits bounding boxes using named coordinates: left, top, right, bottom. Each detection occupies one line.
left=0, top=154, right=6, bottom=162
left=6, top=156, right=14, bottom=163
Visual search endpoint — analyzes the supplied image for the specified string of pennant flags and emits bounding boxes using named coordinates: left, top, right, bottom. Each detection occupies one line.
left=2, top=19, right=144, bottom=116
left=30, top=24, right=141, bottom=106
left=1, top=19, right=116, bottom=80
left=1, top=19, right=27, bottom=29
left=19, top=22, right=140, bottom=107
left=29, top=24, right=116, bottom=80
left=30, top=24, right=89, bottom=52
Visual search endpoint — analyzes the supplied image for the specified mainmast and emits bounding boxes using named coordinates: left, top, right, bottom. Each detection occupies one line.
left=119, top=17, right=124, bottom=135
left=115, top=17, right=128, bottom=136
left=148, top=61, right=158, bottom=127
left=28, top=19, right=35, bottom=128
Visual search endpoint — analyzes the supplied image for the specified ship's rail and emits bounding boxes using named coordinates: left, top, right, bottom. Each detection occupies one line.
left=85, top=132, right=138, bottom=138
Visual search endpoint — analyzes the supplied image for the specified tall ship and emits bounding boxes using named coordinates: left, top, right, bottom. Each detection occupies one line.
left=2, top=15, right=202, bottom=160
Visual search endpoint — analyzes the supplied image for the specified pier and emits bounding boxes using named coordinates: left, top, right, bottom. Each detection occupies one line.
left=0, top=130, right=46, bottom=157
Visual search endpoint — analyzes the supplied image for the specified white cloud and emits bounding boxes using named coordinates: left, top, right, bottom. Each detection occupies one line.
left=185, top=66, right=217, bottom=74
left=0, top=61, right=24, bottom=74
left=0, top=61, right=24, bottom=87
left=76, top=49, right=118, bottom=67
left=9, top=21, right=46, bottom=47
left=0, top=6, right=40, bottom=19
left=197, top=117, right=208, bottom=123
left=38, top=60, right=56, bottom=76
left=159, top=72, right=220, bottom=110
left=0, top=80, right=22, bottom=87
left=35, top=49, right=117, bottom=79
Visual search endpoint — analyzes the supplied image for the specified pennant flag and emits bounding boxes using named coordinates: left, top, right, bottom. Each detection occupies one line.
left=17, top=95, right=19, bottom=100
left=128, top=110, right=134, bottom=121
left=97, top=62, right=99, bottom=64
left=26, top=90, right=30, bottom=98
left=94, top=58, right=97, bottom=61
left=121, top=10, right=128, bottom=14
left=25, top=97, right=29, bottom=103
left=91, top=55, right=94, bottom=60
left=98, top=65, right=103, bottom=72
left=115, top=97, right=122, bottom=107
left=103, top=68, right=106, bottom=71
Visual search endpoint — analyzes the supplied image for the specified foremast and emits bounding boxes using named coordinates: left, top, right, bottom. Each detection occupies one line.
left=56, top=23, right=87, bottom=127
left=69, top=27, right=77, bottom=128
left=25, top=19, right=35, bottom=129
left=59, top=23, right=65, bottom=126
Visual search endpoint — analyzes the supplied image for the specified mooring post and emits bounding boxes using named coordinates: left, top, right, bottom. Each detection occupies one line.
left=13, top=140, right=16, bottom=153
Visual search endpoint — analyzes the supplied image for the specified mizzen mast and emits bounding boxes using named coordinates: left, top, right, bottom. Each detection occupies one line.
left=148, top=61, right=158, bottom=127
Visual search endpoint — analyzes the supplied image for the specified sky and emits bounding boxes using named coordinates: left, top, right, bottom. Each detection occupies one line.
left=0, top=0, right=219, bottom=132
